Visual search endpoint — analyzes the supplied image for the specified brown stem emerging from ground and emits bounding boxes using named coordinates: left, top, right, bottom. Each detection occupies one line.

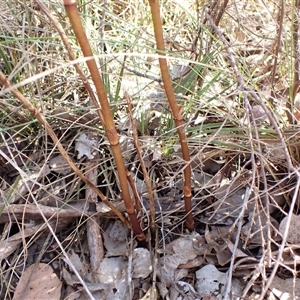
left=148, top=0, right=194, bottom=230
left=125, top=92, right=156, bottom=232
left=64, top=0, right=145, bottom=241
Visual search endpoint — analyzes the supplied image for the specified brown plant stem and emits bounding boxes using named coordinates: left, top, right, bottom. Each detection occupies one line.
left=148, top=0, right=194, bottom=230
left=126, top=170, right=143, bottom=215
left=0, top=71, right=129, bottom=228
left=124, top=92, right=156, bottom=232
left=64, top=0, right=145, bottom=241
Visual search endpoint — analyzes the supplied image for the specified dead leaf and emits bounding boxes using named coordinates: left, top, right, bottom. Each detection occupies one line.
left=6, top=164, right=50, bottom=203
left=68, top=250, right=88, bottom=278
left=205, top=226, right=232, bottom=266
left=140, top=286, right=158, bottom=300
left=250, top=105, right=268, bottom=124
left=97, top=257, right=127, bottom=284
left=132, top=248, right=152, bottom=278
left=49, top=155, right=72, bottom=175
left=242, top=212, right=279, bottom=247
left=269, top=276, right=300, bottom=299
left=75, top=132, right=98, bottom=159
left=13, top=263, right=62, bottom=300
left=195, top=264, right=227, bottom=298
left=195, top=264, right=243, bottom=300
left=279, top=213, right=300, bottom=244
left=103, top=219, right=132, bottom=257
left=159, top=234, right=198, bottom=286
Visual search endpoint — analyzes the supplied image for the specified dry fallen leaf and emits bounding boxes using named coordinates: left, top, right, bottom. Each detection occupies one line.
left=75, top=132, right=98, bottom=159
left=13, top=263, right=62, bottom=300
left=103, top=219, right=132, bottom=257
left=49, top=155, right=72, bottom=175
left=139, top=286, right=158, bottom=300
left=159, top=233, right=199, bottom=285
left=242, top=212, right=279, bottom=247
left=279, top=213, right=300, bottom=244
left=132, top=248, right=152, bottom=278
left=195, top=264, right=243, bottom=300
left=269, top=276, right=300, bottom=299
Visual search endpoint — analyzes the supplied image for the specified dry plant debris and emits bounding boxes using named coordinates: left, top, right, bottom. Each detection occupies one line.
left=1, top=0, right=300, bottom=299
left=13, top=263, right=62, bottom=300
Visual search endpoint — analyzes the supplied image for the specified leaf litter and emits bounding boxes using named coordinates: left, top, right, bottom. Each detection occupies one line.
left=1, top=1, right=300, bottom=300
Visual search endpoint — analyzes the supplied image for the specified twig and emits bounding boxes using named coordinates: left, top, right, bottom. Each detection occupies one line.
left=270, top=0, right=284, bottom=89
left=0, top=151, right=96, bottom=299
left=85, top=157, right=105, bottom=282
left=290, top=0, right=300, bottom=123
left=127, top=231, right=134, bottom=300
left=205, top=12, right=294, bottom=173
